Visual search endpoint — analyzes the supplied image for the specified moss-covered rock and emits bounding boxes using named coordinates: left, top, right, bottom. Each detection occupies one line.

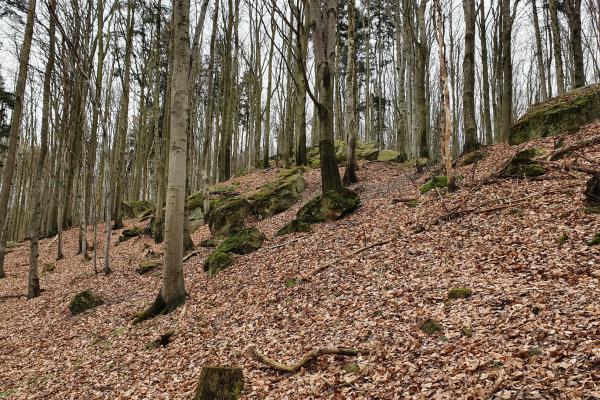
left=136, top=261, right=162, bottom=275
left=420, top=176, right=448, bottom=194
left=43, top=263, right=56, bottom=273
left=121, top=201, right=153, bottom=219
left=118, top=226, right=145, bottom=242
left=447, top=287, right=472, bottom=300
left=203, top=251, right=234, bottom=277
left=297, top=187, right=360, bottom=223
left=420, top=319, right=442, bottom=334
left=68, top=290, right=104, bottom=315
left=247, top=170, right=307, bottom=219
left=276, top=220, right=312, bottom=236
left=378, top=149, right=403, bottom=163
left=509, top=84, right=600, bottom=144
left=208, top=198, right=251, bottom=237
left=501, top=148, right=546, bottom=178
left=215, top=228, right=265, bottom=255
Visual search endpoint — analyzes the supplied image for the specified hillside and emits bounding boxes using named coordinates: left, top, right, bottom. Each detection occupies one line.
left=1, top=127, right=599, bottom=399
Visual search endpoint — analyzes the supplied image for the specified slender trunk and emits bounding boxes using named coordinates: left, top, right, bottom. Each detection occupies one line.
left=549, top=0, right=566, bottom=94
left=343, top=0, right=358, bottom=185
left=463, top=0, right=479, bottom=153
left=0, top=0, right=37, bottom=277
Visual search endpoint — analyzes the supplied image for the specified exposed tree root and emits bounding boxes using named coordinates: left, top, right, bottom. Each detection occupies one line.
left=133, top=292, right=185, bottom=324
left=248, top=346, right=366, bottom=373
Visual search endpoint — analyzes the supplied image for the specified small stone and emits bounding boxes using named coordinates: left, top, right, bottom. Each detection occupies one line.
left=68, top=290, right=104, bottom=315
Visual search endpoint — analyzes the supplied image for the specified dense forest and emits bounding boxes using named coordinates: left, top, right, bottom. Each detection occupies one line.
left=0, top=0, right=599, bottom=398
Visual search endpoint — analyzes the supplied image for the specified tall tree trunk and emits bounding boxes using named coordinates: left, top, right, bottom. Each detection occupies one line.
left=500, top=0, right=513, bottom=143
left=146, top=0, right=190, bottom=317
left=0, top=0, right=37, bottom=277
left=343, top=0, right=358, bottom=185
left=28, top=0, right=55, bottom=296
left=294, top=2, right=309, bottom=167
left=563, top=0, right=585, bottom=89
left=310, top=0, right=342, bottom=192
left=262, top=17, right=275, bottom=169
left=549, top=0, right=566, bottom=94
left=112, top=0, right=135, bottom=230
left=479, top=0, right=493, bottom=144
left=531, top=0, right=548, bottom=101
left=463, top=0, right=479, bottom=154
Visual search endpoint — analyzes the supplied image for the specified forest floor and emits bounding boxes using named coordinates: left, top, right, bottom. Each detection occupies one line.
left=1, top=126, right=599, bottom=399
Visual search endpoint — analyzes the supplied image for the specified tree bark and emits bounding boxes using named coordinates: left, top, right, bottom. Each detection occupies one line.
left=462, top=0, right=479, bottom=153
left=0, top=0, right=37, bottom=277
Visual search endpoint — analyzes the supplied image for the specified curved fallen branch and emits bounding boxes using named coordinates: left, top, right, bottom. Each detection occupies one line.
left=548, top=135, right=600, bottom=161
left=248, top=346, right=366, bottom=373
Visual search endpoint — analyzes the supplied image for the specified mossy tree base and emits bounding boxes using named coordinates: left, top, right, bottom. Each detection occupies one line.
left=195, top=366, right=244, bottom=400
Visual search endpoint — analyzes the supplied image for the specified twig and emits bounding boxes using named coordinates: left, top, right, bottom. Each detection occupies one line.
left=269, top=238, right=300, bottom=250
left=248, top=345, right=367, bottom=373
left=302, top=239, right=392, bottom=280
left=183, top=250, right=200, bottom=262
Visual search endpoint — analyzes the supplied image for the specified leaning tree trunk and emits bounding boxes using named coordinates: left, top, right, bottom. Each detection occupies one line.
left=0, top=0, right=37, bottom=278
left=28, top=0, right=56, bottom=297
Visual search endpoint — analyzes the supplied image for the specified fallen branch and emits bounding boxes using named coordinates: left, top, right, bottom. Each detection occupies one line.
left=548, top=135, right=600, bottom=161
left=248, top=346, right=366, bottom=373
left=183, top=250, right=200, bottom=262
left=269, top=238, right=300, bottom=250
left=302, top=239, right=392, bottom=280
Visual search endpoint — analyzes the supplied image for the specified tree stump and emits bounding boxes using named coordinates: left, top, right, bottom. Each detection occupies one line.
left=195, top=366, right=244, bottom=400
left=584, top=173, right=600, bottom=204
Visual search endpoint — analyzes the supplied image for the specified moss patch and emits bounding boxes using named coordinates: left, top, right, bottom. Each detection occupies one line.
left=447, top=287, right=472, bottom=300
left=509, top=84, right=600, bottom=144
left=68, top=290, right=104, bottom=315
left=420, top=319, right=442, bottom=335
left=557, top=233, right=569, bottom=245
left=136, top=261, right=161, bottom=275
left=121, top=201, right=153, bottom=219
left=247, top=171, right=307, bottom=219
left=378, top=149, right=404, bottom=163
left=420, top=176, right=448, bottom=194
left=501, top=148, right=546, bottom=178
left=343, top=363, right=361, bottom=373
left=460, top=150, right=486, bottom=166
left=203, top=252, right=234, bottom=277
left=276, top=220, right=312, bottom=236
left=588, top=232, right=600, bottom=246
left=297, top=187, right=361, bottom=223
left=119, top=227, right=145, bottom=242
left=215, top=228, right=266, bottom=255
left=208, top=198, right=251, bottom=237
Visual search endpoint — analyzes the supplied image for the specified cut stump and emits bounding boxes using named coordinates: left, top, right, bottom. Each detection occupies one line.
left=195, top=366, right=244, bottom=400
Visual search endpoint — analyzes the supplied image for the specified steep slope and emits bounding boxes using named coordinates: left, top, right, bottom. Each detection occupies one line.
left=0, top=126, right=599, bottom=399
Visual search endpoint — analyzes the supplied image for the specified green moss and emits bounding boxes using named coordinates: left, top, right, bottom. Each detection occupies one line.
left=406, top=199, right=420, bottom=208
left=461, top=326, right=474, bottom=337
left=588, top=232, right=600, bottom=246
left=420, top=176, right=448, bottom=194
left=187, top=192, right=205, bottom=211
left=248, top=172, right=307, bottom=219
left=378, top=149, right=402, bottom=162
left=297, top=187, right=360, bottom=223
left=0, top=389, right=17, bottom=398
left=276, top=220, right=312, bottom=236
left=278, top=166, right=307, bottom=179
left=285, top=278, right=298, bottom=288
left=343, top=363, right=360, bottom=373
left=585, top=205, right=600, bottom=214
left=510, top=84, right=600, bottom=144
left=204, top=251, right=234, bottom=277
left=447, top=287, right=472, bottom=300
left=557, top=233, right=569, bottom=245
left=68, top=290, right=104, bottom=315
left=420, top=319, right=442, bottom=335
left=528, top=347, right=543, bottom=357
left=215, top=228, right=265, bottom=255
left=119, top=226, right=145, bottom=243
left=136, top=261, right=161, bottom=275
left=502, top=148, right=546, bottom=178
left=208, top=198, right=251, bottom=237
left=122, top=200, right=153, bottom=218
